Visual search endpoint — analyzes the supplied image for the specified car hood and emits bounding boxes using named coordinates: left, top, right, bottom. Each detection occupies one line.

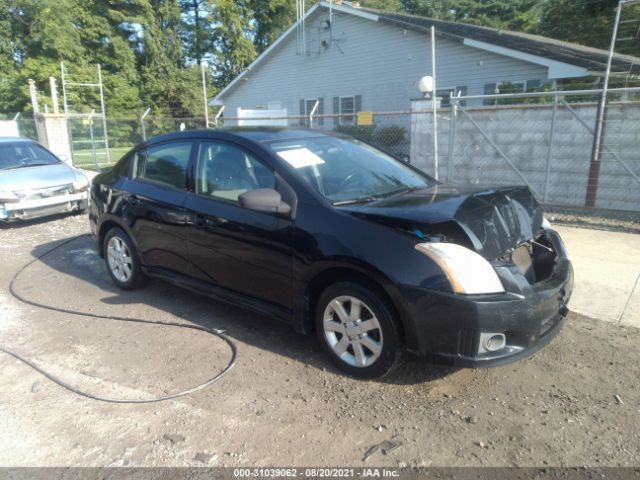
left=338, top=184, right=544, bottom=260
left=0, top=163, right=79, bottom=191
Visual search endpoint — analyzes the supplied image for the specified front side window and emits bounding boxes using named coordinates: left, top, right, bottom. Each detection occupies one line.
left=137, top=142, right=192, bottom=190
left=196, top=142, right=275, bottom=202
left=0, top=142, right=61, bottom=170
left=269, top=136, right=436, bottom=205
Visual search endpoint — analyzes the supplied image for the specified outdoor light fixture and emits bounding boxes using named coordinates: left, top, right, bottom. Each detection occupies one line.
left=418, top=75, right=434, bottom=98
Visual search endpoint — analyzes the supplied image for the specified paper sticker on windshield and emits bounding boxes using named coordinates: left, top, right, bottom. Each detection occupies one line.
left=277, top=148, right=325, bottom=169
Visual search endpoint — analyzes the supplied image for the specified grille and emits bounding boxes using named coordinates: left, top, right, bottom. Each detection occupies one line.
left=458, top=328, right=479, bottom=357
left=15, top=184, right=74, bottom=201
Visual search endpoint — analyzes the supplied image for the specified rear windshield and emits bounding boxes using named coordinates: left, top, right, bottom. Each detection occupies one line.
left=0, top=142, right=61, bottom=170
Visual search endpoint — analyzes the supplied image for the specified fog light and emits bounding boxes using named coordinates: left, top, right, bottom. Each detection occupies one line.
left=479, top=332, right=506, bottom=353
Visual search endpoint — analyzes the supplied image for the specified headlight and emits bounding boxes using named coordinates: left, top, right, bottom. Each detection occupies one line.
left=73, top=173, right=89, bottom=193
left=415, top=242, right=505, bottom=295
left=542, top=216, right=551, bottom=230
left=0, top=189, right=19, bottom=203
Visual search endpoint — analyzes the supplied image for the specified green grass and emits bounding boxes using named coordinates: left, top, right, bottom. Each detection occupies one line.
left=72, top=146, right=132, bottom=171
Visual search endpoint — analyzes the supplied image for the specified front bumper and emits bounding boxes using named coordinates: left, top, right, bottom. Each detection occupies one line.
left=0, top=192, right=88, bottom=221
left=401, top=229, right=573, bottom=368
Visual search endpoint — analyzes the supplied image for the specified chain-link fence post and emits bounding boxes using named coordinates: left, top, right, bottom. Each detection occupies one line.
left=543, top=93, right=558, bottom=203
left=140, top=108, right=151, bottom=141
left=88, top=109, right=98, bottom=170
left=448, top=97, right=457, bottom=183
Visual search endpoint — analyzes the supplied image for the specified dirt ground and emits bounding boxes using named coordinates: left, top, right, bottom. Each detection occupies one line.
left=0, top=214, right=639, bottom=468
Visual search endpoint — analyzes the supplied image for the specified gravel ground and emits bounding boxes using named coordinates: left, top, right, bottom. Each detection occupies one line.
left=545, top=206, right=640, bottom=234
left=0, top=214, right=639, bottom=467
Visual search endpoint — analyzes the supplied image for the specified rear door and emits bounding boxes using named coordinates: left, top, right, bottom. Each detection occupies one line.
left=184, top=140, right=294, bottom=312
left=125, top=140, right=195, bottom=277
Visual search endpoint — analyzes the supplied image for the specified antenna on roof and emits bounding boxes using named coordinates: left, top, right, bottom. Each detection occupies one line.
left=296, top=0, right=307, bottom=56
left=329, top=0, right=333, bottom=26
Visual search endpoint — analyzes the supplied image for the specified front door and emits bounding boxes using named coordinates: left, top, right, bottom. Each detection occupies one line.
left=184, top=140, right=294, bottom=312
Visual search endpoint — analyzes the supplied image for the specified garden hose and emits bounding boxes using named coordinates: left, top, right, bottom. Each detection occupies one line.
left=0, top=234, right=237, bottom=403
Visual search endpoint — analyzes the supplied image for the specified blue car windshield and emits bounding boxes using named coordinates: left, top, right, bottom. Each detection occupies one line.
left=0, top=142, right=61, bottom=170
left=268, top=136, right=435, bottom=204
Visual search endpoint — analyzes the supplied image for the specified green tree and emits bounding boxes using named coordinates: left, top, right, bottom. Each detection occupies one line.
left=358, top=0, right=401, bottom=11
left=180, top=0, right=215, bottom=64
left=210, top=0, right=256, bottom=87
left=536, top=0, right=640, bottom=57
left=399, top=0, right=542, bottom=31
left=248, top=0, right=297, bottom=54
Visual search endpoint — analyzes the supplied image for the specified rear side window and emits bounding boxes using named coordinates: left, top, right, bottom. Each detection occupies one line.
left=137, top=142, right=193, bottom=190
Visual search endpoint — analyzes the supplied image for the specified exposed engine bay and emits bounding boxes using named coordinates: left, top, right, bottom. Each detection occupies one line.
left=495, top=231, right=558, bottom=285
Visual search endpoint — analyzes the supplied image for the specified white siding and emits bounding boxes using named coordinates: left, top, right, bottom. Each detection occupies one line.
left=221, top=10, right=549, bottom=124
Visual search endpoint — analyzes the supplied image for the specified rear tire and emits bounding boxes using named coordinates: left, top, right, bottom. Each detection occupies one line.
left=315, top=281, right=401, bottom=379
left=104, top=227, right=148, bottom=290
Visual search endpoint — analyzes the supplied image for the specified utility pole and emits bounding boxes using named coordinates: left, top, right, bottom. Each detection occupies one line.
left=201, top=60, right=209, bottom=128
left=586, top=0, right=637, bottom=207
left=431, top=26, right=438, bottom=181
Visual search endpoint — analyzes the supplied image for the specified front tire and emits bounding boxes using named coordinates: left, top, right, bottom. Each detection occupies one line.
left=315, top=282, right=401, bottom=379
left=104, top=227, right=148, bottom=290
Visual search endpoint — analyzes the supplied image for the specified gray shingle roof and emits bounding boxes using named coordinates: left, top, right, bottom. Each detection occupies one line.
left=359, top=7, right=640, bottom=75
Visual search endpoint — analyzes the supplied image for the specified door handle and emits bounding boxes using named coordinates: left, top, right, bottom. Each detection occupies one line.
left=195, top=215, right=211, bottom=228
left=194, top=215, right=228, bottom=228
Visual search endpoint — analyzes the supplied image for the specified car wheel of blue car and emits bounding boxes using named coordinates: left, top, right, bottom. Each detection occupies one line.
left=316, top=281, right=401, bottom=379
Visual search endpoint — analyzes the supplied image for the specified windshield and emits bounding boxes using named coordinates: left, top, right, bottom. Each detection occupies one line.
left=0, top=142, right=61, bottom=170
left=269, top=136, right=436, bottom=204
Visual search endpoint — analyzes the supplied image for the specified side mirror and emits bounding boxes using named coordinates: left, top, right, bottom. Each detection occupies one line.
left=238, top=188, right=292, bottom=216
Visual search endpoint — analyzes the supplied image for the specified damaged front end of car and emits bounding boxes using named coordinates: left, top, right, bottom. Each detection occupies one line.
left=342, top=184, right=574, bottom=366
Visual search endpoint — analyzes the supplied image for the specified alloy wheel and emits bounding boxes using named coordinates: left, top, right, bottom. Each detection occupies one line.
left=322, top=295, right=383, bottom=368
left=106, top=236, right=133, bottom=283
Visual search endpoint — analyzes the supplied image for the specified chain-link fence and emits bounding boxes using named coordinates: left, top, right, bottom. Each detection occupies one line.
left=216, top=87, right=640, bottom=213
left=67, top=116, right=209, bottom=170
left=4, top=87, right=640, bottom=214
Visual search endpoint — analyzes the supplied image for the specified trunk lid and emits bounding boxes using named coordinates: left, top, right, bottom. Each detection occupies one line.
left=338, top=184, right=544, bottom=260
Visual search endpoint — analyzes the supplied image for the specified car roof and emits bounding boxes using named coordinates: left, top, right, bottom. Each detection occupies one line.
left=0, top=137, right=36, bottom=144
left=143, top=128, right=332, bottom=147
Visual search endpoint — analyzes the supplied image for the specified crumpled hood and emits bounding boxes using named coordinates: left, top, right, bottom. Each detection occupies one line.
left=0, top=163, right=80, bottom=191
left=339, top=184, right=544, bottom=260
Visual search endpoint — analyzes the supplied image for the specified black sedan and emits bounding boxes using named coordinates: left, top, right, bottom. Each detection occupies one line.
left=89, top=129, right=573, bottom=378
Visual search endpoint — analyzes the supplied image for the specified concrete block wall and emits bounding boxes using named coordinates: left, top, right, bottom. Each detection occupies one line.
left=410, top=101, right=640, bottom=212
left=34, top=113, right=73, bottom=165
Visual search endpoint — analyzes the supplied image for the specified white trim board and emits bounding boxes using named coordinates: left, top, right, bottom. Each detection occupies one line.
left=319, top=1, right=379, bottom=22
left=463, top=38, right=589, bottom=79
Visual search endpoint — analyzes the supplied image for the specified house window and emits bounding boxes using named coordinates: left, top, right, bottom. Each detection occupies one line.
left=332, top=95, right=362, bottom=126
left=483, top=79, right=547, bottom=105
left=436, top=86, right=468, bottom=107
left=339, top=96, right=355, bottom=125
left=299, top=98, right=324, bottom=126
